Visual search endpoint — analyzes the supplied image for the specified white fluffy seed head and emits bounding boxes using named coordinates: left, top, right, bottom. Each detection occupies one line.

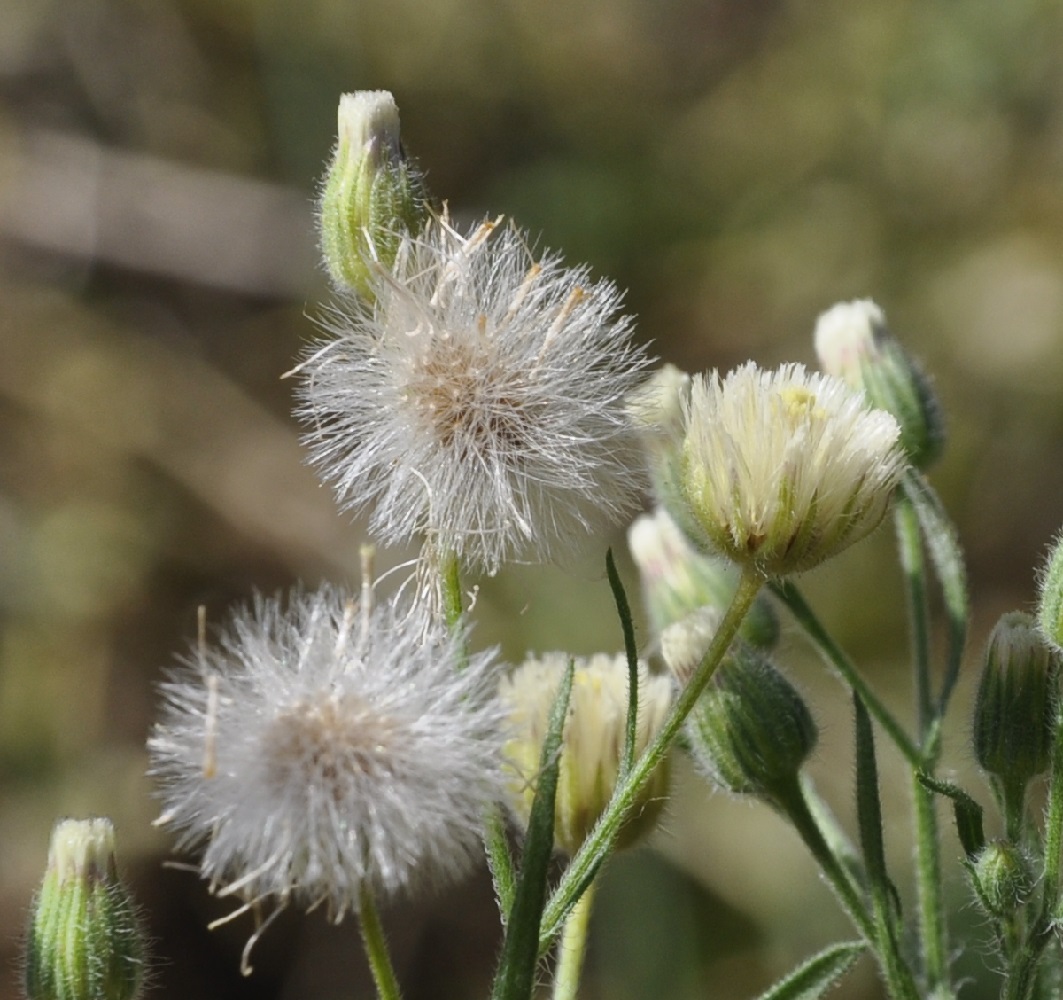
left=675, top=362, right=907, bottom=576
left=148, top=586, right=504, bottom=920
left=295, top=216, right=652, bottom=574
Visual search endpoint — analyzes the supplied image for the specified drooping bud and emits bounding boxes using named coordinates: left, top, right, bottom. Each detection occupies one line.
left=500, top=652, right=673, bottom=855
left=629, top=509, right=779, bottom=653
left=969, top=840, right=1034, bottom=919
left=318, top=90, right=431, bottom=296
left=972, top=612, right=1060, bottom=827
left=687, top=641, right=817, bottom=802
left=813, top=299, right=945, bottom=469
left=1038, top=530, right=1063, bottom=654
left=25, top=818, right=145, bottom=1000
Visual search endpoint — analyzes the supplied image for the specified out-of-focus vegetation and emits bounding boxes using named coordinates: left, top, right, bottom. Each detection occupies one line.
left=2, top=1, right=1063, bottom=997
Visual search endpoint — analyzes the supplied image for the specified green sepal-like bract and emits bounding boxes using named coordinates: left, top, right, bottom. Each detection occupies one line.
left=25, top=819, right=144, bottom=1000
left=318, top=91, right=431, bottom=298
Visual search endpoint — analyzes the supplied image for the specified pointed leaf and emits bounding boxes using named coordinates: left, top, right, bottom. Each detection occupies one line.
left=755, top=941, right=866, bottom=1000
left=484, top=808, right=517, bottom=922
left=606, top=549, right=640, bottom=777
left=491, top=660, right=574, bottom=1000
left=902, top=469, right=969, bottom=715
left=917, top=772, right=986, bottom=859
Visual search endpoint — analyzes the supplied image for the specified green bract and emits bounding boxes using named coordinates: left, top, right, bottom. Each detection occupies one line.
left=25, top=819, right=144, bottom=1000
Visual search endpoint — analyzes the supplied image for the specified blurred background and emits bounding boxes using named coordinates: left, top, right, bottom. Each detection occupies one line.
left=3, top=0, right=1063, bottom=997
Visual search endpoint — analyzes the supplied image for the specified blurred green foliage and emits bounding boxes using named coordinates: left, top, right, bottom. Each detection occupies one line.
left=2, top=0, right=1063, bottom=997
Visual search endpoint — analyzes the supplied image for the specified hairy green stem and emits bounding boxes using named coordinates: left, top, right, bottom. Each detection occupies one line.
left=895, top=498, right=950, bottom=996
left=538, top=569, right=764, bottom=951
left=1006, top=706, right=1063, bottom=1000
left=359, top=886, right=403, bottom=1000
left=773, top=779, right=875, bottom=942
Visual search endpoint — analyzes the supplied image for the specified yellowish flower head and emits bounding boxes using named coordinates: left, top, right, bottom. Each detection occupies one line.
left=676, top=362, right=906, bottom=576
left=500, top=653, right=672, bottom=855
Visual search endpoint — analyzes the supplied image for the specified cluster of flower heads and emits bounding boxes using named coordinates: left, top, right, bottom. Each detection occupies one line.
left=146, top=88, right=921, bottom=976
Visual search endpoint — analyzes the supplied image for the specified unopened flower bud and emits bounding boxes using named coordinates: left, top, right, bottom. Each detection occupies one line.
left=1038, top=531, right=1063, bottom=654
left=814, top=299, right=944, bottom=469
left=969, top=840, right=1033, bottom=918
left=25, top=818, right=145, bottom=1000
left=973, top=612, right=1060, bottom=805
left=629, top=509, right=779, bottom=652
left=687, top=642, right=817, bottom=801
left=627, top=364, right=690, bottom=443
left=501, top=653, right=672, bottom=855
left=318, top=90, right=430, bottom=296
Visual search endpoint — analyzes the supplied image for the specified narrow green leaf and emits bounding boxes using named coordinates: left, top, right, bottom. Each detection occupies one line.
left=484, top=808, right=517, bottom=922
left=605, top=549, right=640, bottom=777
left=491, top=660, right=574, bottom=1000
left=754, top=941, right=866, bottom=1000
left=853, top=695, right=920, bottom=1000
left=917, top=772, right=986, bottom=859
left=902, top=469, right=969, bottom=716
left=854, top=695, right=889, bottom=888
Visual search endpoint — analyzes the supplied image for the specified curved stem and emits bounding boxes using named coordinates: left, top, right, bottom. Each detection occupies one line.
left=773, top=779, right=875, bottom=942
left=359, top=886, right=403, bottom=1000
left=552, top=881, right=597, bottom=1000
left=538, top=568, right=764, bottom=951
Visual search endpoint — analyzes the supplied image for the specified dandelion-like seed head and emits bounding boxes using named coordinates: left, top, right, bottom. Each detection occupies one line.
left=148, top=586, right=503, bottom=931
left=296, top=217, right=651, bottom=574
left=674, top=362, right=906, bottom=576
left=500, top=652, right=672, bottom=855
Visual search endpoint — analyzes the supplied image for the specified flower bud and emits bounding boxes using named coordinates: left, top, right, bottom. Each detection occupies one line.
left=629, top=509, right=779, bottom=652
left=687, top=642, right=817, bottom=801
left=626, top=364, right=690, bottom=444
left=969, top=840, right=1033, bottom=918
left=318, top=91, right=431, bottom=296
left=1038, top=531, right=1063, bottom=654
left=501, top=653, right=672, bottom=855
left=973, top=612, right=1060, bottom=803
left=814, top=299, right=944, bottom=469
left=25, top=818, right=145, bottom=1000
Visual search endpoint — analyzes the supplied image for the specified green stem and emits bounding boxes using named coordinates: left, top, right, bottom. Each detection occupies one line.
left=911, top=768, right=948, bottom=994
left=894, top=496, right=933, bottom=741
left=440, top=549, right=464, bottom=633
left=770, top=580, right=922, bottom=768
left=538, top=568, right=764, bottom=952
left=1005, top=706, right=1063, bottom=999
left=552, top=881, right=597, bottom=1000
left=773, top=779, right=875, bottom=942
left=894, top=499, right=950, bottom=995
left=359, top=886, right=403, bottom=1000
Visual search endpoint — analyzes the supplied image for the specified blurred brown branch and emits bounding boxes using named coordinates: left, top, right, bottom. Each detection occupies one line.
left=0, top=129, right=316, bottom=297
